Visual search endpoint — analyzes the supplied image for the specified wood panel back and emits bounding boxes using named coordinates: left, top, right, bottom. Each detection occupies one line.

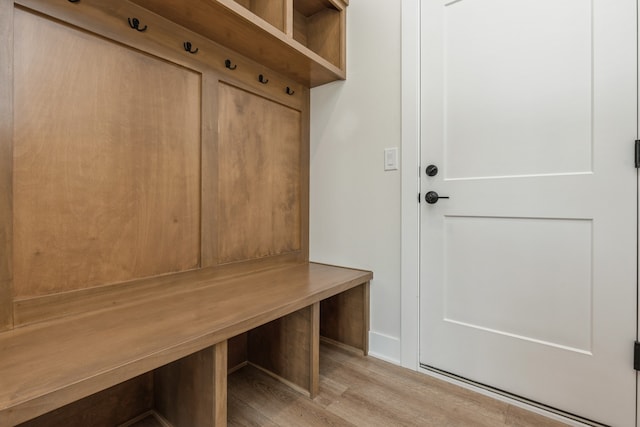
left=0, top=0, right=13, bottom=330
left=13, top=9, right=201, bottom=298
left=248, top=0, right=287, bottom=32
left=228, top=332, right=249, bottom=372
left=307, top=8, right=343, bottom=68
left=16, top=374, right=153, bottom=427
left=320, top=283, right=369, bottom=354
left=217, top=82, right=302, bottom=264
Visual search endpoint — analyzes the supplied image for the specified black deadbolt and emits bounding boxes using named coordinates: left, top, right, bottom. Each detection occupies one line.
left=425, top=165, right=438, bottom=176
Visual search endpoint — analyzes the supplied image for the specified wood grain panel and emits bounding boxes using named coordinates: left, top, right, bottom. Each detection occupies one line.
left=292, top=1, right=343, bottom=68
left=284, top=0, right=294, bottom=36
left=299, top=87, right=311, bottom=262
left=232, top=0, right=285, bottom=31
left=307, top=8, right=342, bottom=67
left=13, top=9, right=201, bottom=298
left=248, top=303, right=319, bottom=396
left=295, top=0, right=342, bottom=17
left=0, top=0, right=13, bottom=330
left=214, top=341, right=228, bottom=426
left=293, top=10, right=309, bottom=46
left=16, top=0, right=305, bottom=110
left=14, top=253, right=302, bottom=326
left=228, top=332, right=249, bottom=372
left=233, top=0, right=251, bottom=8
left=201, top=73, right=219, bottom=269
left=320, top=282, right=369, bottom=354
left=155, top=342, right=227, bottom=427
left=121, top=412, right=166, bottom=427
left=17, top=373, right=153, bottom=427
left=218, top=83, right=302, bottom=264
left=250, top=0, right=286, bottom=31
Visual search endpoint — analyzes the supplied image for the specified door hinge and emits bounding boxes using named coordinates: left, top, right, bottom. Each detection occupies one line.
left=634, top=341, right=640, bottom=370
left=635, top=140, right=640, bottom=168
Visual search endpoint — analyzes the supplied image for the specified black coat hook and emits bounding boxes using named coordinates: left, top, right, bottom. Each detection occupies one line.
left=128, top=17, right=147, bottom=32
left=258, top=74, right=269, bottom=84
left=285, top=87, right=295, bottom=96
left=183, top=41, right=198, bottom=54
left=225, top=59, right=237, bottom=70
left=68, top=0, right=80, bottom=3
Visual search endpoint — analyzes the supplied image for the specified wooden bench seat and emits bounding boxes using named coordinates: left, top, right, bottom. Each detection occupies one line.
left=0, top=262, right=372, bottom=427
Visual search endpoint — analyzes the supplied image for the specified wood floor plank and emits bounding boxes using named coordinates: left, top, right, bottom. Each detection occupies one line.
left=504, top=405, right=571, bottom=427
left=228, top=396, right=279, bottom=427
left=121, top=414, right=164, bottom=427
left=228, top=342, right=569, bottom=427
left=229, top=366, right=352, bottom=426
left=322, top=358, right=501, bottom=426
left=320, top=347, right=508, bottom=426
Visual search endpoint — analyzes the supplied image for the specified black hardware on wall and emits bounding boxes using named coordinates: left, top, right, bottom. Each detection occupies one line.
left=68, top=0, right=80, bottom=3
left=128, top=18, right=147, bottom=32
left=183, top=41, right=198, bottom=54
left=225, top=59, right=237, bottom=70
left=258, top=74, right=269, bottom=84
left=285, top=87, right=295, bottom=96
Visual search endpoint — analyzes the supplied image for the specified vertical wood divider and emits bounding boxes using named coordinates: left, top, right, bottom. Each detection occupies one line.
left=0, top=0, right=14, bottom=331
left=300, top=87, right=311, bottom=262
left=309, top=301, right=320, bottom=397
left=339, top=3, right=347, bottom=71
left=154, top=341, right=227, bottom=427
left=284, top=0, right=294, bottom=37
left=214, top=340, right=228, bottom=426
left=362, top=281, right=370, bottom=355
left=247, top=303, right=319, bottom=396
left=201, top=72, right=220, bottom=268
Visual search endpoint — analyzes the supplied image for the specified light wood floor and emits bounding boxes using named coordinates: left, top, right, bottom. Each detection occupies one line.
left=228, top=342, right=569, bottom=427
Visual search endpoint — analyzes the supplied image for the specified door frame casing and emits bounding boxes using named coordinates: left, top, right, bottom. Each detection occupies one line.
left=399, top=0, right=637, bottom=425
left=400, top=0, right=421, bottom=372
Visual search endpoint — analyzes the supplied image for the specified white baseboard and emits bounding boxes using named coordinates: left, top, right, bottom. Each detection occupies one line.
left=367, top=331, right=401, bottom=365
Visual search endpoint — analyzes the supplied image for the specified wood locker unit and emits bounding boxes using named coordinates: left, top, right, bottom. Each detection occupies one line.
left=0, top=0, right=368, bottom=426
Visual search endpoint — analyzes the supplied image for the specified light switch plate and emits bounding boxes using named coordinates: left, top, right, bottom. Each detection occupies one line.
left=384, top=147, right=399, bottom=171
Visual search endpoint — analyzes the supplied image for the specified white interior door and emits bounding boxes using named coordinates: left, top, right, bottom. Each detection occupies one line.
left=419, top=1, right=637, bottom=425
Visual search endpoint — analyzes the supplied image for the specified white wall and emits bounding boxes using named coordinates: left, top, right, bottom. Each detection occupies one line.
left=310, top=0, right=403, bottom=363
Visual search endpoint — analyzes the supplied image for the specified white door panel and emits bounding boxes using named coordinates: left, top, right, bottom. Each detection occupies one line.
left=420, top=0, right=637, bottom=425
left=444, top=0, right=592, bottom=180
left=443, top=215, right=592, bottom=352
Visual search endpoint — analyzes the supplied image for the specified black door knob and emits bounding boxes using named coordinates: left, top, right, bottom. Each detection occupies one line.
left=425, top=165, right=438, bottom=177
left=424, top=191, right=449, bottom=204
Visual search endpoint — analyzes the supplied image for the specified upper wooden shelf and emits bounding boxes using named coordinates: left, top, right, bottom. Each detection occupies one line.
left=131, top=0, right=348, bottom=87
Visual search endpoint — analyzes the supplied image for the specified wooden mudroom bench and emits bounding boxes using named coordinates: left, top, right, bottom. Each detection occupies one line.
left=1, top=0, right=358, bottom=425
left=0, top=262, right=371, bottom=427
